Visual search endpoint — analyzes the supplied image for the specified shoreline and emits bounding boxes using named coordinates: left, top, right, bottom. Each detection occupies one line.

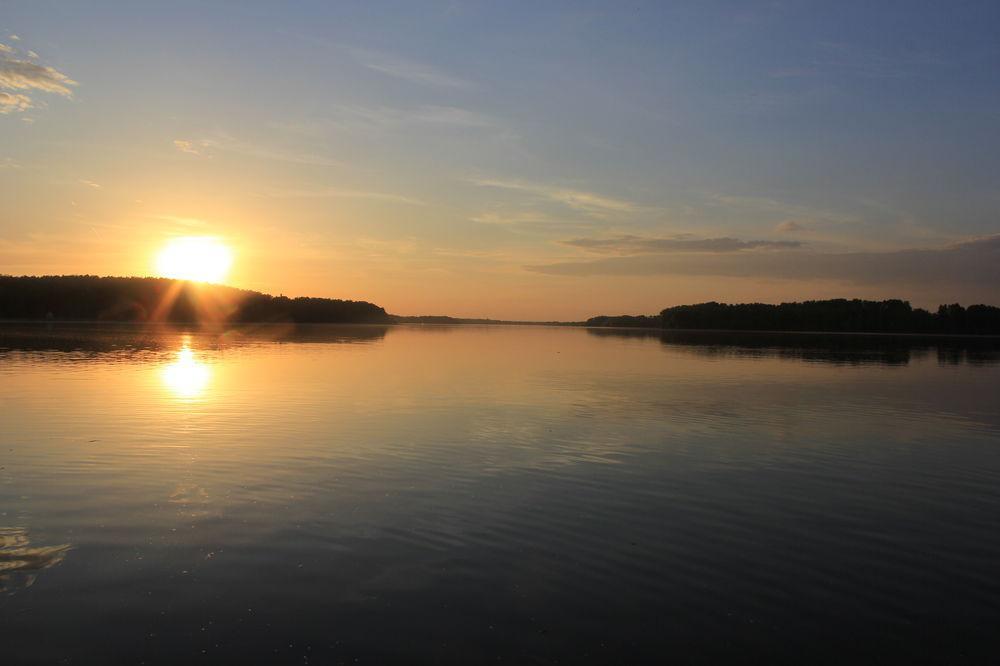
left=3, top=318, right=1000, bottom=340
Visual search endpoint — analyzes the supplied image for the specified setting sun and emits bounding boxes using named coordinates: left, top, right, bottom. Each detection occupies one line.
left=155, top=237, right=233, bottom=284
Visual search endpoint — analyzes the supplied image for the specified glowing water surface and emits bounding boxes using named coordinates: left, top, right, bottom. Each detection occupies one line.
left=161, top=339, right=212, bottom=399
left=1, top=324, right=999, bottom=664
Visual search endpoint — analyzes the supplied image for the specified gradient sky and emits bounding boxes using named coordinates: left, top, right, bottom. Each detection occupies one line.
left=2, top=1, right=999, bottom=319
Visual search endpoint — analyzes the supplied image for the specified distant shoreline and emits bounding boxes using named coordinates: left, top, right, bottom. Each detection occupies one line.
left=3, top=318, right=999, bottom=340
left=2, top=277, right=998, bottom=336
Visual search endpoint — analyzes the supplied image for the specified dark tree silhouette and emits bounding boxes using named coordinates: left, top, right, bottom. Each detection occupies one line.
left=589, top=299, right=1000, bottom=335
left=0, top=276, right=391, bottom=324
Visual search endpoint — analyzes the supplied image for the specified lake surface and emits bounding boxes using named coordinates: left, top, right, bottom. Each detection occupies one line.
left=1, top=323, right=999, bottom=664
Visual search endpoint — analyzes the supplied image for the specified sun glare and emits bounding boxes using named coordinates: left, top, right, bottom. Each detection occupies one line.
left=162, top=342, right=211, bottom=399
left=156, top=236, right=233, bottom=284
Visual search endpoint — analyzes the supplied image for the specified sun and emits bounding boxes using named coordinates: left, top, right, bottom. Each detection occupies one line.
left=155, top=236, right=233, bottom=283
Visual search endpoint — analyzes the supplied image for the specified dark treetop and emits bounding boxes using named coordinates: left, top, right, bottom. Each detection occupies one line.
left=587, top=299, right=1000, bottom=335
left=0, top=275, right=391, bottom=324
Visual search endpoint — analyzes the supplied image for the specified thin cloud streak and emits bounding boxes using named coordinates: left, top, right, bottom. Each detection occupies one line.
left=563, top=235, right=802, bottom=254
left=471, top=178, right=637, bottom=215
left=708, top=193, right=859, bottom=225
left=411, top=105, right=494, bottom=127
left=262, top=187, right=425, bottom=206
left=527, top=235, right=1000, bottom=294
left=813, top=41, right=950, bottom=80
left=173, top=135, right=343, bottom=167
left=319, top=104, right=497, bottom=131
left=349, top=48, right=471, bottom=88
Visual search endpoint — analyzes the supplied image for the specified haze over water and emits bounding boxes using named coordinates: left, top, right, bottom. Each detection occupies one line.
left=1, top=323, right=999, bottom=663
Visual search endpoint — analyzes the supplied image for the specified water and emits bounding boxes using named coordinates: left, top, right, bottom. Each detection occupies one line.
left=1, top=323, right=999, bottom=664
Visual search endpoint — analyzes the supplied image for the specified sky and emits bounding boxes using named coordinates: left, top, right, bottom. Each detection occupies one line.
left=1, top=0, right=999, bottom=320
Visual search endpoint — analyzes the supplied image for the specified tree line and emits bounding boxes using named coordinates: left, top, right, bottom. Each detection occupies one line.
left=587, top=299, right=1000, bottom=335
left=0, top=276, right=391, bottom=324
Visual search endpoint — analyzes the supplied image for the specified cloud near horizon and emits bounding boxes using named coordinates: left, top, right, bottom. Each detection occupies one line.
left=529, top=234, right=1000, bottom=296
left=563, top=235, right=802, bottom=254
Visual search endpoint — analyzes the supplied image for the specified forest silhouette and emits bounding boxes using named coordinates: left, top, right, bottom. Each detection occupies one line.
left=2, top=276, right=999, bottom=335
left=588, top=299, right=1000, bottom=335
left=0, top=276, right=390, bottom=324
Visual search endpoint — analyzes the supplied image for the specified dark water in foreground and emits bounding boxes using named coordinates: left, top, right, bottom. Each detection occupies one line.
left=1, top=324, right=999, bottom=664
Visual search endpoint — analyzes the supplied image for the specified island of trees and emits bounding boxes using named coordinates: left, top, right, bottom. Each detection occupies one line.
left=587, top=299, right=1000, bottom=335
left=0, top=275, right=390, bottom=324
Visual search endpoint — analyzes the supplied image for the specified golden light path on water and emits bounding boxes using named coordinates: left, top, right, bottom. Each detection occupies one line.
left=161, top=337, right=211, bottom=399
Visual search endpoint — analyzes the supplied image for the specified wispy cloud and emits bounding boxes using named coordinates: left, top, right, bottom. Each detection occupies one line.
left=79, top=179, right=101, bottom=189
left=708, top=193, right=858, bottom=226
left=471, top=178, right=637, bottom=215
left=262, top=187, right=425, bottom=206
left=0, top=91, right=31, bottom=113
left=0, top=40, right=75, bottom=115
left=349, top=48, right=471, bottom=88
left=528, top=235, right=1000, bottom=297
left=412, top=105, right=493, bottom=127
left=152, top=215, right=210, bottom=228
left=469, top=210, right=607, bottom=235
left=814, top=41, right=949, bottom=80
left=768, top=43, right=948, bottom=82
left=172, top=139, right=203, bottom=155
left=0, top=55, right=76, bottom=95
left=774, top=220, right=805, bottom=233
left=471, top=211, right=559, bottom=226
left=322, top=103, right=497, bottom=131
left=563, top=235, right=802, bottom=254
left=173, top=135, right=342, bottom=167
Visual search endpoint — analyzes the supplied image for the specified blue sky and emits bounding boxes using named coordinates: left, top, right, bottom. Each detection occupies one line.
left=2, top=1, right=998, bottom=317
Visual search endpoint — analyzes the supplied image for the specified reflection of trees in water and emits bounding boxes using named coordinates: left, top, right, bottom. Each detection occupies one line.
left=0, top=322, right=391, bottom=357
left=935, top=347, right=1000, bottom=366
left=586, top=328, right=1000, bottom=367
left=0, top=527, right=71, bottom=594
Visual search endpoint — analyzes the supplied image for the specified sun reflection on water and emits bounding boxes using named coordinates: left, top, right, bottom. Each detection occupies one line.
left=162, top=338, right=211, bottom=399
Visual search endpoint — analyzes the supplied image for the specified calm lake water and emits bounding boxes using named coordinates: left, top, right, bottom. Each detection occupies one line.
left=1, top=323, right=999, bottom=664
